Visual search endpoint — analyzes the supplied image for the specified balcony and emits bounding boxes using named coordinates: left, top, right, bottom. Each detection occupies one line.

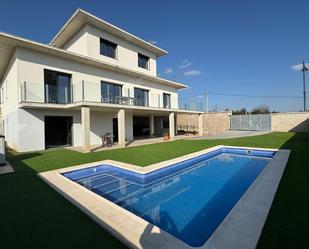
left=19, top=81, right=177, bottom=110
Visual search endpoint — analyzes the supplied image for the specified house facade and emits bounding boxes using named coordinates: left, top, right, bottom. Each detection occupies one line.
left=0, top=9, right=202, bottom=152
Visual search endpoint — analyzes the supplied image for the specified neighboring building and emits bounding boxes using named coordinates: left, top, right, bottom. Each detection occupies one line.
left=0, top=9, right=201, bottom=152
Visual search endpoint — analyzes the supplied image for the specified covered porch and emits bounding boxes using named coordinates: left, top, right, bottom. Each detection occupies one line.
left=78, top=104, right=203, bottom=152
left=19, top=101, right=202, bottom=152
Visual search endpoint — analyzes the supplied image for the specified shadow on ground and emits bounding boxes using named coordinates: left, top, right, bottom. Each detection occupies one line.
left=1, top=151, right=127, bottom=249
left=256, top=132, right=309, bottom=249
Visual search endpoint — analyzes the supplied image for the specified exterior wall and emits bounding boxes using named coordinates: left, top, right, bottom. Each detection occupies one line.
left=0, top=50, right=20, bottom=148
left=271, top=112, right=309, bottom=132
left=177, top=112, right=309, bottom=134
left=62, top=26, right=88, bottom=56
left=89, top=111, right=114, bottom=145
left=0, top=50, right=19, bottom=116
left=0, top=45, right=179, bottom=152
left=177, top=112, right=231, bottom=135
left=14, top=108, right=118, bottom=152
left=16, top=47, right=178, bottom=108
left=203, top=112, right=231, bottom=134
left=62, top=25, right=157, bottom=76
left=3, top=111, right=19, bottom=149
left=16, top=109, right=81, bottom=152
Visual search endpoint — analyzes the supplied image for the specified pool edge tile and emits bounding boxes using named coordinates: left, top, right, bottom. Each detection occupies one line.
left=38, top=145, right=287, bottom=249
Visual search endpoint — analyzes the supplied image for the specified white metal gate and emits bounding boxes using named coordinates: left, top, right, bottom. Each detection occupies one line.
left=230, top=114, right=271, bottom=131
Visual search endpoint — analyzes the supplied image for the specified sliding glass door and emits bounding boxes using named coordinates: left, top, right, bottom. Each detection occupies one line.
left=134, top=88, right=149, bottom=106
left=44, top=69, right=71, bottom=104
left=163, top=93, right=171, bottom=108
left=101, top=81, right=122, bottom=103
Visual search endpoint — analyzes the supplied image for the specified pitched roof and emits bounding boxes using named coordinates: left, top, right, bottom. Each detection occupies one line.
left=50, top=9, right=168, bottom=57
left=0, top=32, right=187, bottom=89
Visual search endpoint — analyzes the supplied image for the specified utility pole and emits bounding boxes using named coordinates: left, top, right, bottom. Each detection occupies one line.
left=301, top=61, right=308, bottom=111
left=204, top=92, right=208, bottom=113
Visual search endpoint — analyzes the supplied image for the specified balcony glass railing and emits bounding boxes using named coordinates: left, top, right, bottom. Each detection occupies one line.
left=20, top=81, right=45, bottom=103
left=45, top=84, right=71, bottom=104
left=20, top=81, right=178, bottom=109
left=20, top=81, right=72, bottom=104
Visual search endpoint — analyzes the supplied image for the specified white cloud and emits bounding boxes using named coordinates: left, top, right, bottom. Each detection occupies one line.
left=179, top=59, right=191, bottom=69
left=291, top=63, right=309, bottom=71
left=184, top=70, right=201, bottom=76
left=164, top=67, right=174, bottom=74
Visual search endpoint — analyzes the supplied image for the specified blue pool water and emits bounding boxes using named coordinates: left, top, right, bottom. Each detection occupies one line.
left=63, top=148, right=274, bottom=247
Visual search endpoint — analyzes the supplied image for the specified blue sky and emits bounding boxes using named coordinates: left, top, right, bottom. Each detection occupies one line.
left=1, top=0, right=309, bottom=112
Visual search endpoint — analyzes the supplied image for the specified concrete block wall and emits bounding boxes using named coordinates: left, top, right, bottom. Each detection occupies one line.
left=203, top=112, right=232, bottom=134
left=177, top=114, right=198, bottom=132
left=177, top=111, right=309, bottom=135
left=271, top=112, right=309, bottom=132
left=177, top=112, right=231, bottom=135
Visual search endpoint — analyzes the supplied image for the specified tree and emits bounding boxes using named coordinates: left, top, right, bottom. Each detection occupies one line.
left=232, top=108, right=247, bottom=115
left=251, top=104, right=270, bottom=114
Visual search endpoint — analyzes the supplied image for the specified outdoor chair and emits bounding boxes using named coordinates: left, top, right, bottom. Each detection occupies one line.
left=101, top=133, right=113, bottom=147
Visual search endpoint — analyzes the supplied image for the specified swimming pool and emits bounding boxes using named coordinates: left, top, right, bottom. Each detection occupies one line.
left=63, top=147, right=275, bottom=247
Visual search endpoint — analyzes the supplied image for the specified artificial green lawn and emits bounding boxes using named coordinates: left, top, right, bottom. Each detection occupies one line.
left=0, top=132, right=308, bottom=249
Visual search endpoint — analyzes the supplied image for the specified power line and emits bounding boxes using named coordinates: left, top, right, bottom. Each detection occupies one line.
left=179, top=92, right=305, bottom=100
left=207, top=92, right=303, bottom=99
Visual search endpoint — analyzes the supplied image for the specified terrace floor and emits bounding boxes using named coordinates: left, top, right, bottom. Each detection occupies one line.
left=1, top=132, right=309, bottom=249
left=69, top=135, right=190, bottom=152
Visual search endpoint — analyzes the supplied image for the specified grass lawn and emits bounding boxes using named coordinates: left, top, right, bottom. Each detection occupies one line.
left=0, top=132, right=308, bottom=249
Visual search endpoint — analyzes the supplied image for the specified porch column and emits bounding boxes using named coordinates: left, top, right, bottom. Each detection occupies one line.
left=198, top=114, right=203, bottom=136
left=118, top=109, right=126, bottom=146
left=81, top=106, right=91, bottom=152
left=169, top=112, right=175, bottom=138
left=149, top=115, right=154, bottom=137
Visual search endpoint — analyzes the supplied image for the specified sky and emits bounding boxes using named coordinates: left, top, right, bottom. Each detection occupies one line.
left=1, top=0, right=309, bottom=112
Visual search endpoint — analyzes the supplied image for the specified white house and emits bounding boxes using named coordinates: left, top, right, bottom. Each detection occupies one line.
left=0, top=9, right=202, bottom=152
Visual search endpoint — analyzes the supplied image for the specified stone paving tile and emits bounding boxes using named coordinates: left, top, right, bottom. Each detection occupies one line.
left=39, top=146, right=289, bottom=249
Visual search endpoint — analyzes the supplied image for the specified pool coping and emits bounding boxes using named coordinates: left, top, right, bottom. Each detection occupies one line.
left=38, top=145, right=290, bottom=249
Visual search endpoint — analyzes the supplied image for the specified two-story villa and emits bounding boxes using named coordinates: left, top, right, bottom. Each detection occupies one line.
left=0, top=9, right=202, bottom=152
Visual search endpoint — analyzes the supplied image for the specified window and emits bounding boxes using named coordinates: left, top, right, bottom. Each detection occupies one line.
left=163, top=93, right=171, bottom=109
left=101, top=81, right=122, bottom=104
left=44, top=69, right=71, bottom=104
left=100, top=38, right=117, bottom=58
left=138, top=53, right=149, bottom=69
left=134, top=87, right=149, bottom=106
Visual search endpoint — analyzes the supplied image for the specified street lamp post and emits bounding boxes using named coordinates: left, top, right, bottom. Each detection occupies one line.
left=301, top=61, right=308, bottom=112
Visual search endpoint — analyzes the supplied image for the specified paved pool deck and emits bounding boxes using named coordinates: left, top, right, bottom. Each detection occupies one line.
left=39, top=145, right=290, bottom=249
left=189, top=130, right=271, bottom=140
left=69, top=131, right=270, bottom=153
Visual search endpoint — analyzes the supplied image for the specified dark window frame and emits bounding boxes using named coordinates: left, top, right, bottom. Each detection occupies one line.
left=134, top=87, right=149, bottom=107
left=100, top=38, right=117, bottom=59
left=163, top=93, right=171, bottom=109
left=44, top=69, right=72, bottom=104
left=101, top=81, right=123, bottom=104
left=138, top=53, right=150, bottom=70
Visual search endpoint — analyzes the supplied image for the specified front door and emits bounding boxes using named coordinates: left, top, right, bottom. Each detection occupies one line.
left=45, top=116, right=73, bottom=148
